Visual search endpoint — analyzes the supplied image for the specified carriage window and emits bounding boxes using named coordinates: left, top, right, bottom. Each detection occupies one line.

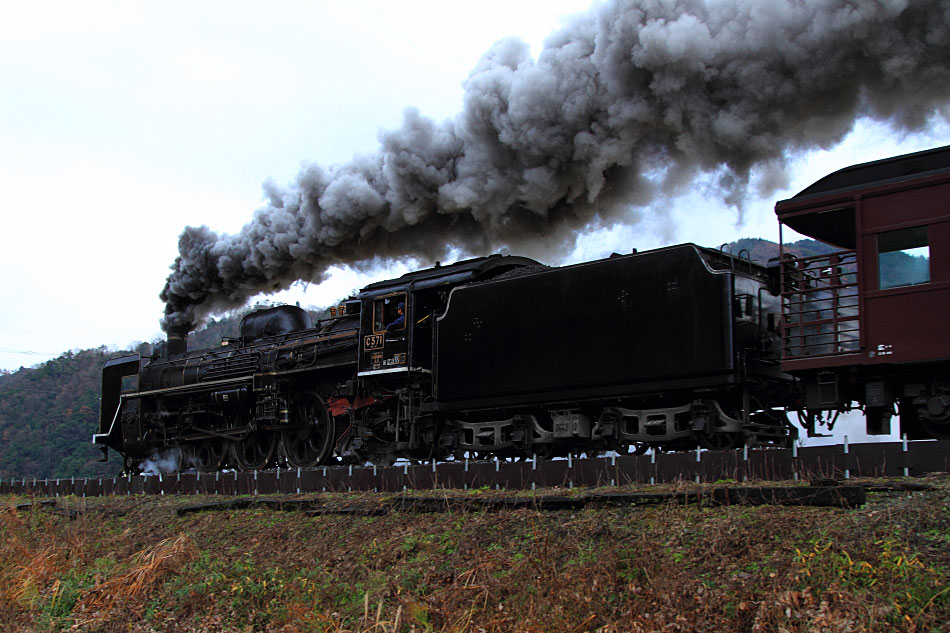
left=373, top=295, right=406, bottom=332
left=878, top=226, right=930, bottom=289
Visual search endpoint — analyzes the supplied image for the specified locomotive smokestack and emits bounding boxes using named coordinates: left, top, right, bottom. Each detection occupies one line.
left=160, top=0, right=950, bottom=333
left=166, top=325, right=188, bottom=357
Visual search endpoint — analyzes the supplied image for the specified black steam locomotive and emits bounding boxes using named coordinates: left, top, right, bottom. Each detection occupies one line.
left=96, top=244, right=791, bottom=472
left=95, top=144, right=950, bottom=472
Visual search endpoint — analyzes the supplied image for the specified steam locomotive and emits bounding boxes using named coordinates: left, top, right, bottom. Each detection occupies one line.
left=95, top=145, right=950, bottom=472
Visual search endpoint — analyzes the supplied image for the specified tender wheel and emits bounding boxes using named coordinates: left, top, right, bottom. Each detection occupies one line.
left=281, top=391, right=335, bottom=468
left=529, top=444, right=559, bottom=461
left=921, top=396, right=950, bottom=439
left=700, top=432, right=743, bottom=451
left=573, top=449, right=603, bottom=459
left=369, top=453, right=397, bottom=467
left=195, top=439, right=228, bottom=472
left=921, top=419, right=950, bottom=440
left=626, top=443, right=650, bottom=455
left=230, top=432, right=278, bottom=471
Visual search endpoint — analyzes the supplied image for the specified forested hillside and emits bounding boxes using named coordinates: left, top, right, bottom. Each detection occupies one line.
left=724, top=237, right=840, bottom=262
left=0, top=348, right=121, bottom=479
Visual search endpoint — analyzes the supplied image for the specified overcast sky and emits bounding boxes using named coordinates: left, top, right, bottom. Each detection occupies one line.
left=1, top=0, right=948, bottom=375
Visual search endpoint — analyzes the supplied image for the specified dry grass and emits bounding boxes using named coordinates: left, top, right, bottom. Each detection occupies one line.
left=1, top=480, right=949, bottom=632
left=72, top=533, right=197, bottom=628
left=0, top=504, right=73, bottom=614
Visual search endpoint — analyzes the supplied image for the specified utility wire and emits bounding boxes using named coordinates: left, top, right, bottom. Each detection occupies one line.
left=0, top=348, right=57, bottom=356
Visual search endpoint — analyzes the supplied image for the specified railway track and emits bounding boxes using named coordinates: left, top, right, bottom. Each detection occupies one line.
left=2, top=439, right=948, bottom=498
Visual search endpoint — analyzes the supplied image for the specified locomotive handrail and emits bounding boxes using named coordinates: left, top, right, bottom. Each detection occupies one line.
left=92, top=393, right=125, bottom=445
left=717, top=242, right=742, bottom=273
left=737, top=248, right=753, bottom=275
left=276, top=329, right=359, bottom=350
left=124, top=375, right=252, bottom=398
left=718, top=243, right=733, bottom=271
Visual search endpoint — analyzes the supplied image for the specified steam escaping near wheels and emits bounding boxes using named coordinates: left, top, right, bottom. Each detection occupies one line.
left=161, top=0, right=950, bottom=332
left=137, top=448, right=185, bottom=476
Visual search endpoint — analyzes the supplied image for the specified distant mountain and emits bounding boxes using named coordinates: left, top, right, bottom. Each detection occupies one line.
left=0, top=347, right=118, bottom=479
left=717, top=237, right=927, bottom=288
left=715, top=237, right=840, bottom=264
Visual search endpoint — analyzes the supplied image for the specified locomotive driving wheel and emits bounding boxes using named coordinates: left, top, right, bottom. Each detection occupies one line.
left=194, top=439, right=228, bottom=472
left=229, top=413, right=278, bottom=471
left=123, top=453, right=141, bottom=475
left=280, top=391, right=335, bottom=468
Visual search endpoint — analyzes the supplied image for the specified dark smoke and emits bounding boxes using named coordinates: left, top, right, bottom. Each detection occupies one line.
left=161, top=0, right=950, bottom=332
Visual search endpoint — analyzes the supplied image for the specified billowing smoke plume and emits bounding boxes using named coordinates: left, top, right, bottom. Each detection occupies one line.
left=162, top=0, right=950, bottom=332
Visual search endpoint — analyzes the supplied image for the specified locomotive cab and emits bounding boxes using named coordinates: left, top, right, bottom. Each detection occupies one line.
left=360, top=292, right=410, bottom=374
left=94, top=353, right=142, bottom=461
left=341, top=255, right=544, bottom=464
left=356, top=254, right=542, bottom=380
left=776, top=144, right=950, bottom=439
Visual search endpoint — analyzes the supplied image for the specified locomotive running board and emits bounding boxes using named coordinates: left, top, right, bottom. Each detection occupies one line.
left=358, top=367, right=432, bottom=377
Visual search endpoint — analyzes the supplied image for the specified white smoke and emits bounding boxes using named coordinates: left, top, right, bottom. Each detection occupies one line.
left=138, top=448, right=189, bottom=475
left=161, top=0, right=950, bottom=331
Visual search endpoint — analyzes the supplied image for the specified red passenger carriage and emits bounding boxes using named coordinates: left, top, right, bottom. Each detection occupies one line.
left=776, top=145, right=950, bottom=439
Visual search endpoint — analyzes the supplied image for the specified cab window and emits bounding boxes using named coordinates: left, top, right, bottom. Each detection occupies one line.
left=878, top=226, right=930, bottom=289
left=120, top=375, right=138, bottom=393
left=373, top=295, right=406, bottom=333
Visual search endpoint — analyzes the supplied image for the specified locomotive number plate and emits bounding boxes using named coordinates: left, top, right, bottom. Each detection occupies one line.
left=364, top=334, right=384, bottom=350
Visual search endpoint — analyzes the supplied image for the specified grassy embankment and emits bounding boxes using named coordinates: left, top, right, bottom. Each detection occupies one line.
left=2, top=479, right=949, bottom=632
